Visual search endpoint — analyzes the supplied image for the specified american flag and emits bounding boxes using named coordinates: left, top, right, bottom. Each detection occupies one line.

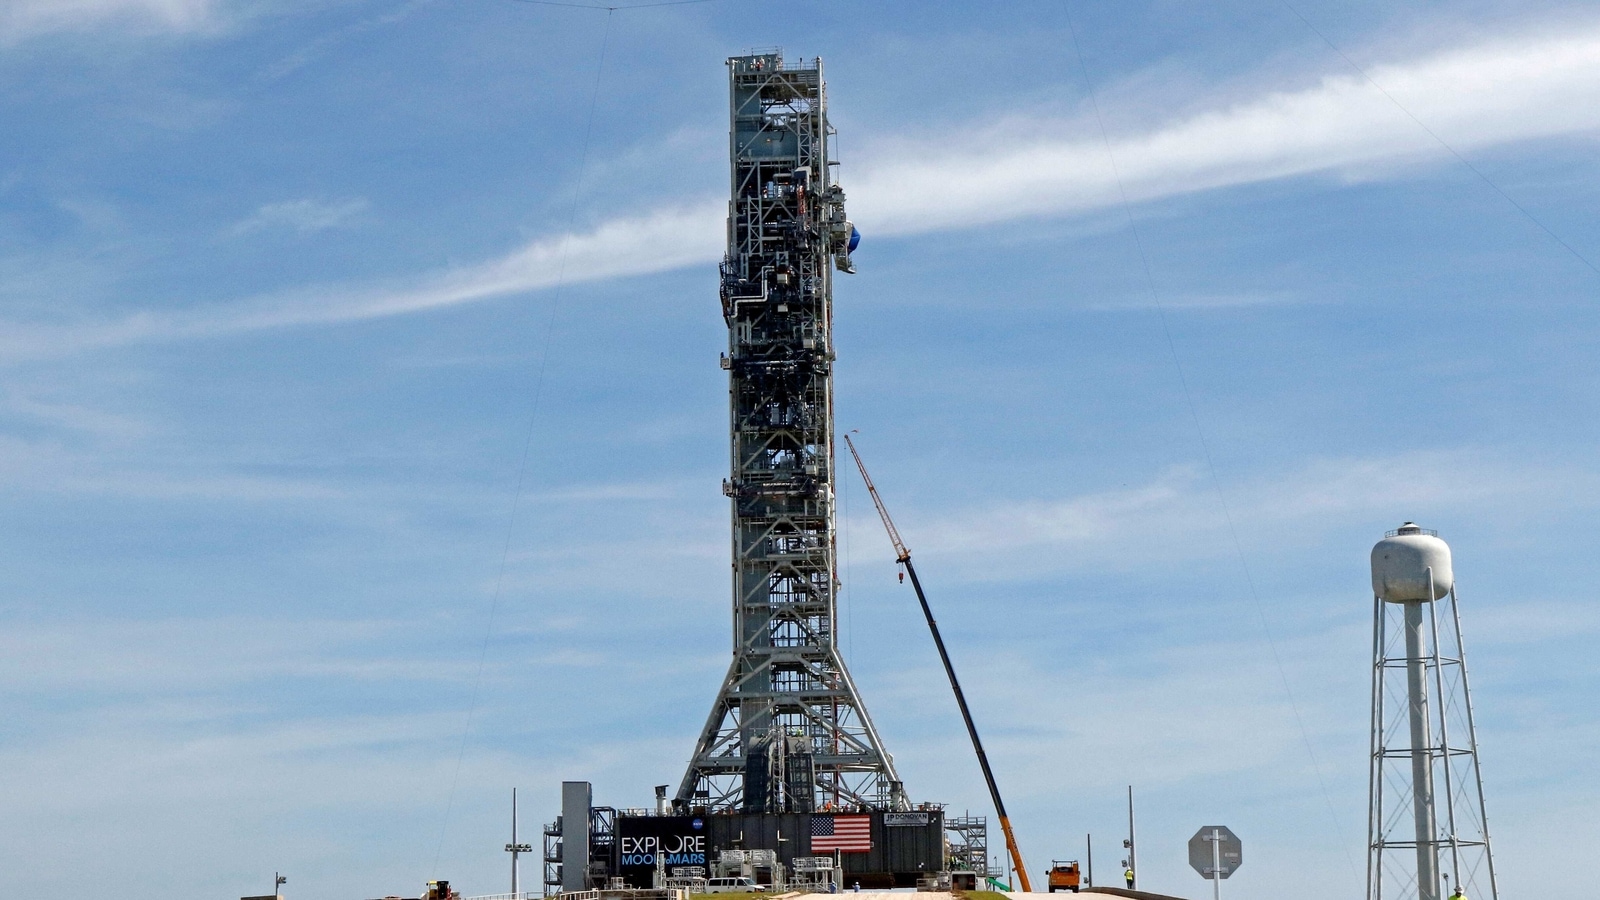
left=810, top=814, right=872, bottom=853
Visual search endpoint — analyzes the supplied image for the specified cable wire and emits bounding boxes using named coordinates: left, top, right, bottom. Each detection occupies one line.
left=1279, top=1, right=1600, bottom=281
left=1063, top=1, right=1361, bottom=879
left=430, top=8, right=616, bottom=876
left=507, top=0, right=717, bottom=11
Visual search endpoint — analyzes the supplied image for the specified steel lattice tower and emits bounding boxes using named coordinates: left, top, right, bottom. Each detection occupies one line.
left=676, top=52, right=903, bottom=815
left=1368, top=523, right=1498, bottom=900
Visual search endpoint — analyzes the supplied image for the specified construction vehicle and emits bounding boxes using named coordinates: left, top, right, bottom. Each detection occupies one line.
left=423, top=881, right=458, bottom=900
left=1046, top=861, right=1082, bottom=893
left=844, top=434, right=1034, bottom=894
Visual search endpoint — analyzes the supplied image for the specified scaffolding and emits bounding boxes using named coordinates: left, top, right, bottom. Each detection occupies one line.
left=946, top=814, right=990, bottom=877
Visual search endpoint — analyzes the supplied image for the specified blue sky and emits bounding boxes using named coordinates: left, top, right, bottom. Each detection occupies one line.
left=3, top=1, right=1599, bottom=897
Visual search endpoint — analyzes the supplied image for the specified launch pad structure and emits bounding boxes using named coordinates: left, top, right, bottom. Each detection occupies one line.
left=676, top=51, right=901, bottom=816
left=541, top=52, right=960, bottom=895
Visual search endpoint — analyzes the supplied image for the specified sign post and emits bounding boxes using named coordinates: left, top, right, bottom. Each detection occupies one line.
left=1188, top=826, right=1242, bottom=899
left=1209, top=830, right=1221, bottom=900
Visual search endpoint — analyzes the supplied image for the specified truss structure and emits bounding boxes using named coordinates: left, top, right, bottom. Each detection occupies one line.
left=1368, top=579, right=1498, bottom=900
left=946, top=814, right=991, bottom=876
left=676, top=52, right=902, bottom=815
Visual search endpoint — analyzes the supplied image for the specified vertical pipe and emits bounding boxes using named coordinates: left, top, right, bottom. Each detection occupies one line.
left=1086, top=833, right=1093, bottom=887
left=1449, top=588, right=1500, bottom=900
left=1211, top=828, right=1222, bottom=900
left=1424, top=571, right=1462, bottom=889
left=512, top=788, right=520, bottom=898
left=1404, top=600, right=1439, bottom=900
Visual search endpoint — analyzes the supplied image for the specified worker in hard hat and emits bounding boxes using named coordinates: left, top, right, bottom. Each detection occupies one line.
left=1450, top=888, right=1466, bottom=900
left=1124, top=867, right=1134, bottom=889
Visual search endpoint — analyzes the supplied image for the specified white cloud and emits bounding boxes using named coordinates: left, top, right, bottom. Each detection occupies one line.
left=229, top=197, right=369, bottom=236
left=849, top=23, right=1600, bottom=233
left=0, top=0, right=219, bottom=41
left=0, top=201, right=724, bottom=360
left=10, top=22, right=1600, bottom=354
left=0, top=432, right=343, bottom=501
left=902, top=449, right=1600, bottom=577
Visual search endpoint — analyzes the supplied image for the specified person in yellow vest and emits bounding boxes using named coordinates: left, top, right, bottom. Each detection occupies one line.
left=1124, top=867, right=1134, bottom=888
left=1451, top=888, right=1466, bottom=900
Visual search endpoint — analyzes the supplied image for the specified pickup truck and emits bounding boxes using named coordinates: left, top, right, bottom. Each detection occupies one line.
left=1046, top=860, right=1082, bottom=893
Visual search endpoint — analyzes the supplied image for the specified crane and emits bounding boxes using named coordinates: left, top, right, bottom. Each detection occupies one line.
left=842, top=434, right=1033, bottom=893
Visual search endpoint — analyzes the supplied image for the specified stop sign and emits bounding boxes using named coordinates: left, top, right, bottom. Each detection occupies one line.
left=1188, top=826, right=1242, bottom=879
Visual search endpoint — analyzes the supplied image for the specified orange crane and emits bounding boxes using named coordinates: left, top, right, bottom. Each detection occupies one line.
left=843, top=434, right=1033, bottom=893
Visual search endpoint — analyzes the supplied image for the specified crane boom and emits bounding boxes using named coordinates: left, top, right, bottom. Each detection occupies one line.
left=845, top=435, right=910, bottom=562
left=842, top=435, right=1033, bottom=893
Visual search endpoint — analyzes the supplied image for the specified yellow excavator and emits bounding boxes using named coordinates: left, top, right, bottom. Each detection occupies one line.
left=844, top=435, right=1033, bottom=893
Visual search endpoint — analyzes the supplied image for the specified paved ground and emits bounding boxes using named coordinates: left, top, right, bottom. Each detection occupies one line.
left=791, top=894, right=955, bottom=900
left=998, top=883, right=1190, bottom=890
left=789, top=891, right=1192, bottom=900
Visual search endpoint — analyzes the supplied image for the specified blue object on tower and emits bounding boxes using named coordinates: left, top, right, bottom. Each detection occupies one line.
left=847, top=225, right=861, bottom=253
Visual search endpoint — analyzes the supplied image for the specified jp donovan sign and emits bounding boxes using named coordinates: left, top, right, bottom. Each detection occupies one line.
left=883, top=812, right=931, bottom=827
left=618, top=816, right=708, bottom=885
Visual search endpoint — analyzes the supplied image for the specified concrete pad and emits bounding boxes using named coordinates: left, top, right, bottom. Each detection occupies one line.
left=787, top=890, right=947, bottom=896
left=790, top=894, right=954, bottom=900
left=1004, top=883, right=1196, bottom=890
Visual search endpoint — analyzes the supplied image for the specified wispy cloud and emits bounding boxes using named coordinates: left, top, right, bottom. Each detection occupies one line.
left=0, top=618, right=466, bottom=694
left=254, top=0, right=436, bottom=82
left=12, top=22, right=1600, bottom=355
left=902, top=449, right=1600, bottom=576
left=0, top=0, right=219, bottom=42
left=0, top=433, right=343, bottom=501
left=229, top=197, right=369, bottom=236
left=850, top=23, right=1600, bottom=234
left=0, top=201, right=724, bottom=361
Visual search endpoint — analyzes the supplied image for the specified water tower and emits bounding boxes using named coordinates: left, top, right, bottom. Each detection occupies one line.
left=1367, top=523, right=1498, bottom=900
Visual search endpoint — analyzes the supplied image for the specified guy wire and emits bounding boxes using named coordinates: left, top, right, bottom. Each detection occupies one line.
left=1064, top=1, right=1361, bottom=879
left=1279, top=1, right=1600, bottom=281
left=431, top=7, right=615, bottom=876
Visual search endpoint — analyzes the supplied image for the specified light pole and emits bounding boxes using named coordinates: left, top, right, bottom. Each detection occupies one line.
left=1125, top=786, right=1137, bottom=889
left=275, top=873, right=287, bottom=898
left=506, top=788, right=532, bottom=897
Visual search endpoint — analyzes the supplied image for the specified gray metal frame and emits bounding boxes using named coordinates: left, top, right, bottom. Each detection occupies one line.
left=1366, top=580, right=1499, bottom=900
left=946, top=814, right=991, bottom=877
left=677, top=52, right=901, bottom=814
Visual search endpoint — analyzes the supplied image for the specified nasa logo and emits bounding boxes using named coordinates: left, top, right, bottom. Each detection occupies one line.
left=692, top=818, right=704, bottom=831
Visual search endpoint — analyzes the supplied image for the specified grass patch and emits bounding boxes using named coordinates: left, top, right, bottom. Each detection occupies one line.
left=961, top=891, right=1011, bottom=900
left=690, top=893, right=771, bottom=900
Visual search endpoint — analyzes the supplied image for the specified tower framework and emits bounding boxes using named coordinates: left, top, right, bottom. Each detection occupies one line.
left=677, top=52, right=902, bottom=814
left=1368, top=524, right=1498, bottom=900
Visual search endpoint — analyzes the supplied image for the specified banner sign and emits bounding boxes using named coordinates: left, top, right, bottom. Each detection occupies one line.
left=883, top=812, right=931, bottom=827
left=617, top=816, right=709, bottom=886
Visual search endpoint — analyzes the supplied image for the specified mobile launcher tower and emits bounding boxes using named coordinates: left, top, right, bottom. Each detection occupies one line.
left=677, top=51, right=898, bottom=816
left=1367, top=524, right=1498, bottom=900
left=544, top=55, right=955, bottom=897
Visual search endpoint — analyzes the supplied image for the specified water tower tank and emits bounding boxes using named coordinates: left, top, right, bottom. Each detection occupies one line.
left=1371, top=522, right=1453, bottom=602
